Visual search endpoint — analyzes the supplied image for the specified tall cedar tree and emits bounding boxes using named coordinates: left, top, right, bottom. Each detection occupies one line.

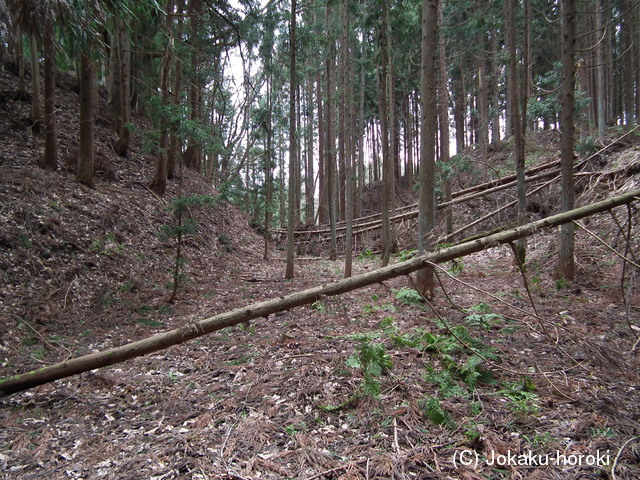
left=557, top=0, right=576, bottom=279
left=416, top=0, right=438, bottom=299
left=285, top=0, right=297, bottom=279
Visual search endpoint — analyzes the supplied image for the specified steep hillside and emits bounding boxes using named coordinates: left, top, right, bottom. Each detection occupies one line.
left=0, top=68, right=265, bottom=374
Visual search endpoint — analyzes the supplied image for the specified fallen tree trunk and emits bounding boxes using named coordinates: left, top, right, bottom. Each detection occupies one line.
left=276, top=127, right=640, bottom=239
left=2, top=188, right=639, bottom=397
left=319, top=168, right=563, bottom=242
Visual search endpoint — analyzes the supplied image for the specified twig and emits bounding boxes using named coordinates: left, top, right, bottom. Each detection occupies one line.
left=8, top=313, right=71, bottom=361
left=430, top=262, right=579, bottom=340
left=305, top=465, right=348, bottom=480
left=428, top=261, right=586, bottom=366
left=393, top=418, right=400, bottom=454
left=63, top=276, right=77, bottom=309
left=573, top=221, right=640, bottom=269
left=415, top=272, right=580, bottom=378
left=611, top=436, right=640, bottom=480
left=507, top=242, right=566, bottom=353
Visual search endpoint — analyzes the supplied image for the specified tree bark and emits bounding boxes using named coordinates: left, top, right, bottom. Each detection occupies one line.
left=305, top=79, right=315, bottom=226
left=114, top=16, right=131, bottom=157
left=42, top=17, right=57, bottom=171
left=437, top=1, right=452, bottom=234
left=326, top=3, right=338, bottom=261
left=416, top=0, right=438, bottom=299
left=342, top=0, right=353, bottom=278
left=317, top=69, right=327, bottom=225
left=29, top=32, right=42, bottom=133
left=77, top=53, right=95, bottom=188
left=264, top=78, right=273, bottom=261
left=379, top=0, right=394, bottom=266
left=506, top=0, right=527, bottom=264
left=595, top=0, right=606, bottom=137
left=3, top=188, right=638, bottom=397
left=149, top=0, right=175, bottom=197
left=452, top=64, right=465, bottom=154
left=285, top=0, right=298, bottom=279
left=168, top=0, right=186, bottom=179
left=557, top=0, right=577, bottom=279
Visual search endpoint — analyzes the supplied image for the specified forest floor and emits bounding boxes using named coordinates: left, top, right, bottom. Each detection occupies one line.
left=1, top=69, right=640, bottom=480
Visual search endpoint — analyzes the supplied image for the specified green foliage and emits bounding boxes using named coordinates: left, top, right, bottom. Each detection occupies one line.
left=31, top=348, right=46, bottom=361
left=362, top=301, right=396, bottom=314
left=377, top=316, right=396, bottom=332
left=217, top=234, right=233, bottom=253
left=311, top=300, right=327, bottom=313
left=17, top=233, right=32, bottom=249
left=447, top=260, right=464, bottom=275
left=21, top=337, right=37, bottom=347
left=91, top=233, right=124, bottom=256
left=421, top=396, right=455, bottom=427
left=118, top=281, right=135, bottom=293
left=347, top=339, right=392, bottom=399
left=502, top=388, right=540, bottom=416
left=528, top=62, right=593, bottom=127
left=576, top=135, right=598, bottom=155
left=393, top=287, right=423, bottom=306
left=555, top=278, right=570, bottom=290
left=441, top=154, right=476, bottom=182
left=136, top=318, right=164, bottom=327
left=394, top=249, right=416, bottom=262
left=160, top=195, right=220, bottom=301
left=522, top=432, right=554, bottom=450
left=464, top=303, right=504, bottom=332
left=415, top=323, right=499, bottom=426
left=357, top=248, right=377, bottom=261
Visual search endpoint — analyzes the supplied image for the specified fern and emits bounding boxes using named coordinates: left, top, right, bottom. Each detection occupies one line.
left=393, top=287, right=424, bottom=306
left=421, top=396, right=455, bottom=427
left=347, top=340, right=393, bottom=399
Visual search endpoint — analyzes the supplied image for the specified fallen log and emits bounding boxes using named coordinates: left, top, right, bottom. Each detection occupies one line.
left=1, top=188, right=639, bottom=397
left=275, top=126, right=640, bottom=239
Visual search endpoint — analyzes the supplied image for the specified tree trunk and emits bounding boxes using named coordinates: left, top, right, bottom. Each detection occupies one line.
left=15, top=25, right=26, bottom=97
left=438, top=2, right=452, bottom=234
left=149, top=1, right=175, bottom=197
left=595, top=0, right=606, bottom=137
left=325, top=2, right=338, bottom=260
left=42, top=17, right=57, bottom=171
left=114, top=16, right=131, bottom=157
left=356, top=60, right=365, bottom=219
left=168, top=0, right=186, bottom=179
left=506, top=0, right=527, bottom=264
left=4, top=188, right=639, bottom=397
left=264, top=77, right=273, bottom=261
left=379, top=0, right=394, bottom=267
left=621, top=0, right=635, bottom=125
left=185, top=0, right=203, bottom=171
left=317, top=69, right=327, bottom=225
left=343, top=0, right=353, bottom=278
left=416, top=0, right=438, bottom=299
left=477, top=51, right=489, bottom=149
left=285, top=0, right=298, bottom=280
left=557, top=0, right=577, bottom=280
left=489, top=27, right=501, bottom=145
left=77, top=53, right=95, bottom=188
left=452, top=64, right=465, bottom=155
left=305, top=80, right=315, bottom=226
left=279, top=141, right=286, bottom=228
left=29, top=33, right=42, bottom=133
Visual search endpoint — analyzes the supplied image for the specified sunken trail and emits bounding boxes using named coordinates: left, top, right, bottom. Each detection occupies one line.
left=1, top=188, right=639, bottom=397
